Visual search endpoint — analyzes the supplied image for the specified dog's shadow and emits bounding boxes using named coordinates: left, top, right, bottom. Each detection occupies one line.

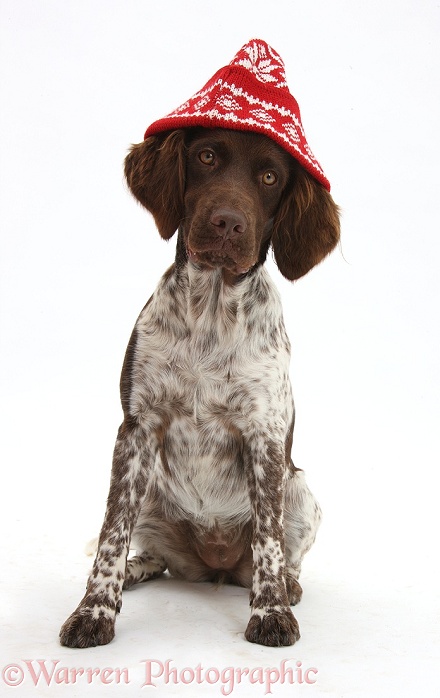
left=120, top=573, right=251, bottom=643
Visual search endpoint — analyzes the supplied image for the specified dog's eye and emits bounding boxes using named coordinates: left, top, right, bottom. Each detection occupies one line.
left=199, top=150, right=216, bottom=166
left=262, top=171, right=277, bottom=186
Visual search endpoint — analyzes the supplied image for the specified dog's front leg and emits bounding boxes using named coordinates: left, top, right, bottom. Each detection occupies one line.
left=59, top=418, right=154, bottom=648
left=244, top=435, right=300, bottom=647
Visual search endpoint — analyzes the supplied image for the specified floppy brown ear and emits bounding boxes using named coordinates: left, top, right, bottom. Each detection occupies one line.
left=271, top=167, right=340, bottom=281
left=124, top=130, right=186, bottom=239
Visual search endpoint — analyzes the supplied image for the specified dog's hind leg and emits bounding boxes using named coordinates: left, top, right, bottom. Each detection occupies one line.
left=284, top=468, right=322, bottom=604
left=123, top=552, right=166, bottom=589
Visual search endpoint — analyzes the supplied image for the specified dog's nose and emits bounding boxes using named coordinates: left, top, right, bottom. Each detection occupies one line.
left=210, top=208, right=247, bottom=238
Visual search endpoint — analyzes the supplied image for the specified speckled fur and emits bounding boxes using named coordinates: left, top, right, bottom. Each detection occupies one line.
left=60, top=129, right=339, bottom=648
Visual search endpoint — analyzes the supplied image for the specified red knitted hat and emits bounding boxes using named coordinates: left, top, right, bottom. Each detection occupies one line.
left=144, top=39, right=330, bottom=191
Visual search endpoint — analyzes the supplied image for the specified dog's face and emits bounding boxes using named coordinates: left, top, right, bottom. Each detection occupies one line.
left=124, top=127, right=340, bottom=281
left=183, top=130, right=292, bottom=275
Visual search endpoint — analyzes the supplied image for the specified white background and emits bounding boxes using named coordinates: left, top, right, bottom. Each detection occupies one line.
left=1, top=1, right=439, bottom=696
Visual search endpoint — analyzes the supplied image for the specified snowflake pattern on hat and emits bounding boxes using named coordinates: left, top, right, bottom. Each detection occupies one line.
left=250, top=109, right=275, bottom=123
left=144, top=39, right=330, bottom=191
left=229, top=39, right=287, bottom=87
left=231, top=40, right=288, bottom=88
left=216, top=94, right=242, bottom=112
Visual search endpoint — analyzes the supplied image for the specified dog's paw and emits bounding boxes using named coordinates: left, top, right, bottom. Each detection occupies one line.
left=245, top=608, right=300, bottom=647
left=59, top=608, right=115, bottom=648
left=286, top=577, right=303, bottom=606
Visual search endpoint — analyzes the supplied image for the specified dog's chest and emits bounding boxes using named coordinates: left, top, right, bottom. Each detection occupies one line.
left=138, top=346, right=258, bottom=522
left=156, top=411, right=249, bottom=523
left=129, top=266, right=293, bottom=521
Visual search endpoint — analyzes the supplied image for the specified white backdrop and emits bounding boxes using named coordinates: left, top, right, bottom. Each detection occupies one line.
left=1, top=1, right=439, bottom=696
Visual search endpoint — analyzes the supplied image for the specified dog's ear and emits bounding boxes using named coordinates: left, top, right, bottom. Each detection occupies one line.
left=271, top=167, right=340, bottom=281
left=124, top=130, right=186, bottom=239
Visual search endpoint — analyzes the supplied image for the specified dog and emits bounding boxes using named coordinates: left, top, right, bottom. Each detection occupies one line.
left=59, top=125, right=339, bottom=649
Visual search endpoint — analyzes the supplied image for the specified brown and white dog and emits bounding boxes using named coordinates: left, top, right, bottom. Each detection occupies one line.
left=59, top=125, right=339, bottom=649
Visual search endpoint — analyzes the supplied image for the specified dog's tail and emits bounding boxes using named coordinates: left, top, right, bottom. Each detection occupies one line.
left=84, top=537, right=99, bottom=556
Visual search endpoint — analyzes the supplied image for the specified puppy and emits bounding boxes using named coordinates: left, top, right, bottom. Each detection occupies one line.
left=60, top=39, right=340, bottom=648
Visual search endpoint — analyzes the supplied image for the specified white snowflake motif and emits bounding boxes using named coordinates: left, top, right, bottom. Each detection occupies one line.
left=233, top=40, right=287, bottom=87
left=174, top=100, right=190, bottom=114
left=304, top=143, right=319, bottom=164
left=283, top=123, right=301, bottom=143
left=215, top=93, right=242, bottom=112
left=250, top=109, right=275, bottom=123
left=193, top=94, right=211, bottom=111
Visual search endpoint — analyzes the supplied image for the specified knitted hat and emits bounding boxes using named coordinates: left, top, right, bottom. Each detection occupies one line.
left=144, top=39, right=330, bottom=191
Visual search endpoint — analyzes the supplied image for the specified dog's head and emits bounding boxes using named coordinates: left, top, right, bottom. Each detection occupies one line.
left=124, top=128, right=340, bottom=281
